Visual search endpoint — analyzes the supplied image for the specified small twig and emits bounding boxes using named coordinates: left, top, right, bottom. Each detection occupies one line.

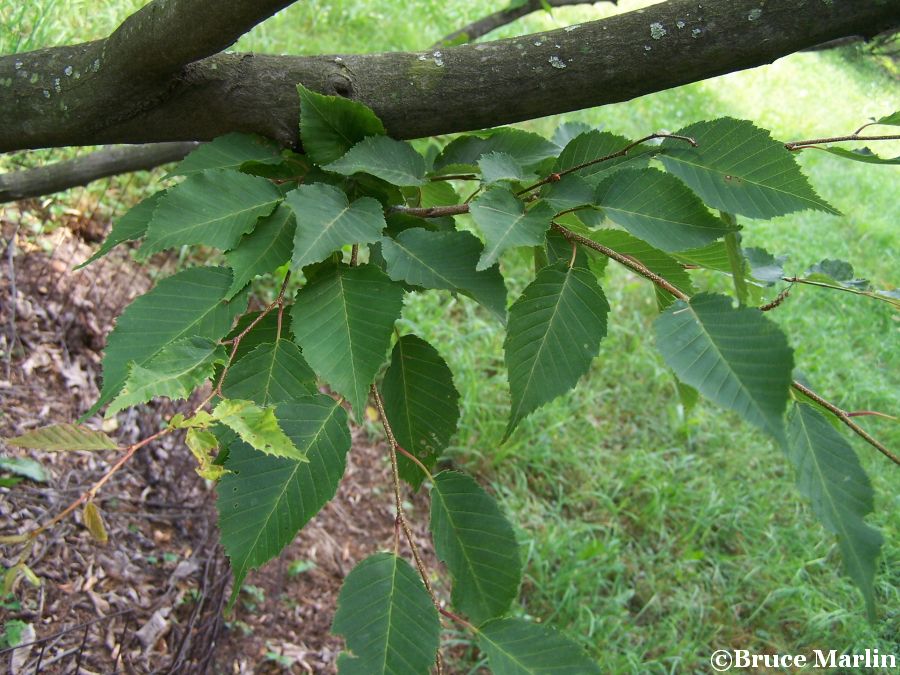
left=392, top=203, right=471, bottom=218
left=350, top=244, right=359, bottom=267
left=785, top=134, right=900, bottom=151
left=792, top=381, right=900, bottom=466
left=439, top=607, right=477, bottom=632
left=846, top=410, right=898, bottom=421
left=781, top=276, right=900, bottom=309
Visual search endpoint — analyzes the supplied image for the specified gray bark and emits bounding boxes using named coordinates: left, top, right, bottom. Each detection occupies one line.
left=0, top=0, right=897, bottom=153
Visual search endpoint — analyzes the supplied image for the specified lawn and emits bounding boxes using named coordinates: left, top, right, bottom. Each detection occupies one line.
left=4, top=1, right=899, bottom=672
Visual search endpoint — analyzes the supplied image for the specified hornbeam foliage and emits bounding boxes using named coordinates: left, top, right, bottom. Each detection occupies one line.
left=10, top=86, right=898, bottom=672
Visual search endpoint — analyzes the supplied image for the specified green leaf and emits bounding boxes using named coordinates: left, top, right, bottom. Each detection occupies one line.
left=672, top=241, right=733, bottom=274
left=212, top=399, right=305, bottom=461
left=470, top=189, right=554, bottom=270
left=504, top=261, right=609, bottom=436
left=820, top=146, right=900, bottom=165
left=418, top=180, right=459, bottom=208
left=478, top=152, right=532, bottom=184
left=654, top=293, right=794, bottom=443
left=539, top=174, right=595, bottom=214
left=140, top=170, right=283, bottom=256
left=0, top=457, right=47, bottom=483
left=875, top=110, right=900, bottom=126
left=167, top=133, right=282, bottom=177
left=323, top=136, right=426, bottom=186
left=224, top=203, right=296, bottom=299
left=552, top=121, right=592, bottom=147
left=87, top=267, right=247, bottom=417
left=332, top=552, right=440, bottom=675
left=185, top=428, right=226, bottom=481
left=222, top=339, right=317, bottom=405
left=380, top=228, right=507, bottom=321
left=6, top=424, right=117, bottom=451
left=225, top=311, right=286, bottom=363
left=430, top=471, right=521, bottom=623
left=744, top=246, right=786, bottom=285
left=660, top=118, right=838, bottom=218
left=477, top=617, right=602, bottom=674
left=806, top=259, right=869, bottom=290
left=435, top=128, right=559, bottom=172
left=286, top=183, right=386, bottom=271
left=553, top=130, right=650, bottom=186
left=291, top=263, right=404, bottom=414
left=594, top=168, right=735, bottom=251
left=382, top=336, right=460, bottom=488
left=76, top=192, right=165, bottom=268
left=107, top=337, right=226, bottom=416
left=217, top=395, right=350, bottom=602
left=298, top=83, right=386, bottom=165
left=786, top=403, right=883, bottom=620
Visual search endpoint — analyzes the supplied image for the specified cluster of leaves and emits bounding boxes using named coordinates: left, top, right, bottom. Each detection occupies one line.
left=6, top=85, right=897, bottom=671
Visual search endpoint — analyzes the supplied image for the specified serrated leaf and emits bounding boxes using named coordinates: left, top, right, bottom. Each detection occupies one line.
left=167, top=133, right=282, bottom=177
left=76, top=192, right=165, bottom=268
left=806, top=259, right=870, bottom=290
left=470, top=189, right=554, bottom=270
left=87, top=267, right=247, bottom=417
left=539, top=174, right=595, bottom=213
left=504, top=261, right=609, bottom=436
left=140, top=169, right=283, bottom=256
left=0, top=457, right=47, bottom=482
left=291, top=263, right=403, bottom=414
left=323, top=136, right=426, bottom=186
left=286, top=183, right=386, bottom=271
left=553, top=130, right=650, bottom=186
left=477, top=617, right=602, bottom=674
left=382, top=336, right=460, bottom=489
left=820, top=146, right=900, bottom=165
left=83, top=502, right=108, bottom=544
left=6, top=424, right=117, bottom=451
left=332, top=552, right=440, bottom=675
left=298, top=83, right=386, bottom=165
left=478, top=152, right=532, bottom=184
left=226, top=311, right=286, bottom=363
left=107, top=337, right=226, bottom=416
left=594, top=168, right=735, bottom=251
left=435, top=128, right=559, bottom=172
left=875, top=111, right=900, bottom=126
left=418, top=180, right=459, bottom=208
left=217, top=395, right=350, bottom=602
left=551, top=121, right=593, bottom=148
left=380, top=228, right=507, bottom=321
left=660, top=118, right=838, bottom=218
left=212, top=399, right=304, bottom=461
left=225, top=203, right=296, bottom=299
left=185, top=428, right=226, bottom=481
left=430, top=471, right=520, bottom=623
left=222, top=339, right=317, bottom=405
left=654, top=293, right=793, bottom=443
left=786, top=403, right=883, bottom=620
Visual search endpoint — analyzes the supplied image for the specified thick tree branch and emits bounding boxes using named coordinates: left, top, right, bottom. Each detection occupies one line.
left=434, top=0, right=609, bottom=47
left=0, top=142, right=197, bottom=203
left=0, top=0, right=897, bottom=152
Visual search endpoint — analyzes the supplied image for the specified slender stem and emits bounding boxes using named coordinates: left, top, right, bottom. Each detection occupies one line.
left=791, top=381, right=900, bottom=466
left=395, top=444, right=435, bottom=482
left=782, top=276, right=900, bottom=309
left=722, top=221, right=749, bottom=306
left=439, top=607, right=478, bottom=633
left=391, top=203, right=470, bottom=218
left=350, top=244, right=359, bottom=267
left=429, top=174, right=478, bottom=182
left=846, top=410, right=898, bottom=421
left=785, top=134, right=900, bottom=151
left=568, top=241, right=578, bottom=269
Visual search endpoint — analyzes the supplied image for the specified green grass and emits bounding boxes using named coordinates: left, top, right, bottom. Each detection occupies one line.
left=6, top=1, right=900, bottom=671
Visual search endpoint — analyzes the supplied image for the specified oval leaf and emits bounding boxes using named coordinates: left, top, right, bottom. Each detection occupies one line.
left=477, top=617, right=601, bottom=674
left=470, top=188, right=554, bottom=271
left=6, top=424, right=117, bottom=451
left=225, top=203, right=296, bottom=299
left=83, top=501, right=108, bottom=545
left=212, top=399, right=305, bottom=461
left=324, top=136, right=427, bottom=186
left=298, top=83, right=386, bottom=165
left=222, top=339, right=317, bottom=405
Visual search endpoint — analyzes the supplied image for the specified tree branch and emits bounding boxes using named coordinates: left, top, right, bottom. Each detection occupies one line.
left=1, top=0, right=896, bottom=151
left=0, top=142, right=197, bottom=203
left=434, top=0, right=609, bottom=47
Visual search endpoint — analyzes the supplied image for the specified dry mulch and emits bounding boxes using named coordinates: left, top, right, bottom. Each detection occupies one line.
left=0, top=206, right=463, bottom=673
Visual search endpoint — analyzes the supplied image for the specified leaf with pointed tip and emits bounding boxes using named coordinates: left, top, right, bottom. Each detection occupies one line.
left=382, top=336, right=460, bottom=489
left=291, top=263, right=403, bottom=414
left=477, top=617, right=602, bottom=674
left=225, top=203, right=295, bottom=299
left=86, top=267, right=247, bottom=418
left=430, top=471, right=520, bottom=623
left=539, top=174, right=595, bottom=214
left=6, top=424, right=117, bottom=451
left=875, top=111, right=900, bottom=126
left=654, top=293, right=793, bottom=443
left=553, top=130, right=650, bottom=186
left=660, top=118, right=838, bottom=218
left=222, top=339, right=317, bottom=405
left=323, top=136, right=426, bottom=186
left=212, top=399, right=305, bottom=461
left=286, top=183, right=386, bottom=271
left=167, top=133, right=282, bottom=177
left=471, top=189, right=554, bottom=270
left=435, top=128, right=559, bottom=172
left=107, top=337, right=226, bottom=416
left=820, top=146, right=900, bottom=165
left=77, top=192, right=165, bottom=268
left=298, top=84, right=386, bottom=165
left=217, top=395, right=350, bottom=603
left=139, top=170, right=283, bottom=256
left=333, top=552, right=440, bottom=675
left=478, top=152, right=532, bottom=185
left=594, top=168, right=734, bottom=251
left=786, top=402, right=882, bottom=620
left=380, top=228, right=507, bottom=321
left=505, top=262, right=609, bottom=436
left=83, top=502, right=108, bottom=544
